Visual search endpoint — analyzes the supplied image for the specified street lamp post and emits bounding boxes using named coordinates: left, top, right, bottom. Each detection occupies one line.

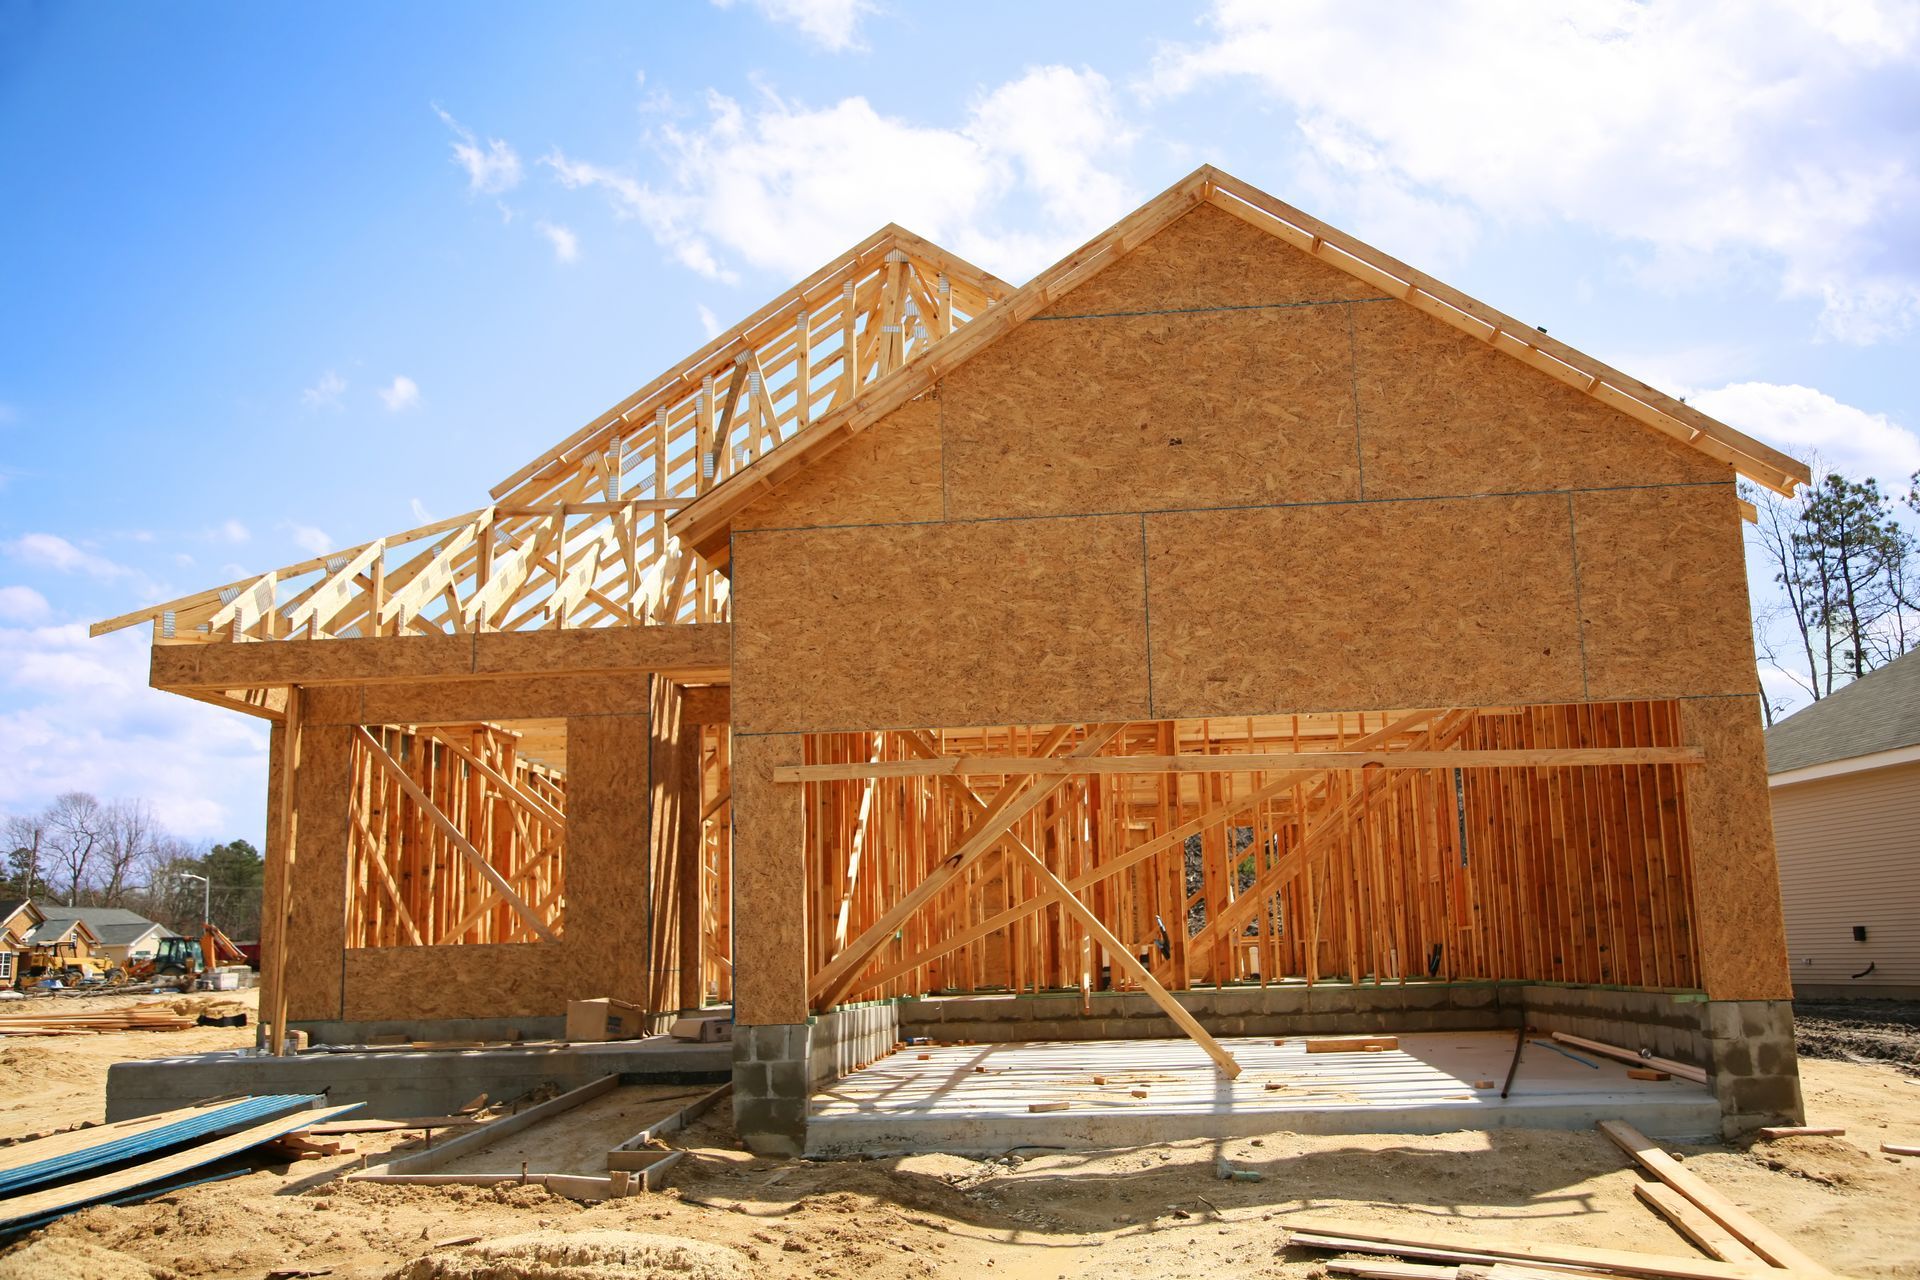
left=177, top=870, right=211, bottom=930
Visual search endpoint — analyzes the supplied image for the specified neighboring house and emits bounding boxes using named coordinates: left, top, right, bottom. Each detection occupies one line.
left=1766, top=647, right=1920, bottom=998
left=34, top=907, right=178, bottom=967
left=0, top=901, right=45, bottom=988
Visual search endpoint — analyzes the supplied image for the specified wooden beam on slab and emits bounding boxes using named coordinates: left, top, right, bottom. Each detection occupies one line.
left=1007, top=842, right=1240, bottom=1079
left=775, top=746, right=1704, bottom=783
left=355, top=726, right=558, bottom=943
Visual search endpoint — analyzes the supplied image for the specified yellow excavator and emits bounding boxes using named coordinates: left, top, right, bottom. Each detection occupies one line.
left=123, top=923, right=248, bottom=988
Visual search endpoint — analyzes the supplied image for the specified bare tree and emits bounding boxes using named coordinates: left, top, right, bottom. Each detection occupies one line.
left=98, top=799, right=162, bottom=906
left=43, top=792, right=105, bottom=906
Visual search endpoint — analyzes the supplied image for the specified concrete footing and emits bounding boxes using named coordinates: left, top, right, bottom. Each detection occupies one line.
left=1705, top=999, right=1805, bottom=1136
left=106, top=1038, right=729, bottom=1122
left=733, top=1004, right=901, bottom=1155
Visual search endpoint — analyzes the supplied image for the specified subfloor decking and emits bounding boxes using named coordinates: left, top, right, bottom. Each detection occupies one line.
left=806, top=1031, right=1719, bottom=1156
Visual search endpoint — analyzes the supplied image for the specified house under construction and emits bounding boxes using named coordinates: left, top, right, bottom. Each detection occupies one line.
left=98, top=167, right=1811, bottom=1155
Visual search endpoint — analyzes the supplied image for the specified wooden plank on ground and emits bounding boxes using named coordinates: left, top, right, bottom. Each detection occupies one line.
left=1285, top=1221, right=1779, bottom=1280
left=1635, top=1182, right=1766, bottom=1265
left=0, top=1102, right=360, bottom=1230
left=1598, top=1120, right=1833, bottom=1277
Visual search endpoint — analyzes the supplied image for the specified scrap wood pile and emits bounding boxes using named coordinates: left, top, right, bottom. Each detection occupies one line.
left=0, top=1000, right=219, bottom=1036
left=1289, top=1119, right=1839, bottom=1280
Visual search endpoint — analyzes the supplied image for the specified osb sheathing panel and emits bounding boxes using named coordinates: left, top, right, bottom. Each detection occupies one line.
left=153, top=624, right=728, bottom=693
left=1574, top=485, right=1759, bottom=700
left=731, top=732, right=806, bottom=1024
left=1353, top=303, right=1727, bottom=500
left=941, top=304, right=1359, bottom=520
left=732, top=515, right=1151, bottom=734
left=736, top=398, right=942, bottom=531
left=471, top=625, right=730, bottom=678
left=338, top=711, right=656, bottom=1022
left=152, top=633, right=470, bottom=690
left=1038, top=202, right=1384, bottom=318
left=342, top=945, right=576, bottom=1022
left=285, top=724, right=354, bottom=1021
left=325, top=674, right=653, bottom=726
left=1145, top=495, right=1585, bottom=718
left=259, top=720, right=287, bottom=1020
left=1680, top=696, right=1793, bottom=1001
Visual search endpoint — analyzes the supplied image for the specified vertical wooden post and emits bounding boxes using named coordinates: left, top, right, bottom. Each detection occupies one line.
left=265, top=685, right=303, bottom=1055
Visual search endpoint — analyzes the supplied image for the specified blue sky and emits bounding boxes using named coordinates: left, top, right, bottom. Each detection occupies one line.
left=3, top=0, right=1918, bottom=843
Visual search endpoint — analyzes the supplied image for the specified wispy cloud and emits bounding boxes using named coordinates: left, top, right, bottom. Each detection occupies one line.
left=432, top=104, right=524, bottom=195
left=288, top=524, right=333, bottom=556
left=544, top=65, right=1135, bottom=283
left=0, top=624, right=268, bottom=835
left=536, top=220, right=580, bottom=263
left=0, top=586, right=50, bottom=623
left=3, top=533, right=133, bottom=581
left=210, top=519, right=249, bottom=545
left=379, top=375, right=421, bottom=412
left=710, top=0, right=878, bottom=51
left=1151, top=0, right=1920, bottom=343
left=409, top=497, right=433, bottom=524
left=1691, top=382, right=1920, bottom=491
left=696, top=303, right=723, bottom=338
left=301, top=369, right=346, bottom=409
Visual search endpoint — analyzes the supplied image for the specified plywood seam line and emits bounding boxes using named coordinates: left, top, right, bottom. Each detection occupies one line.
left=1030, top=294, right=1395, bottom=322
left=725, top=477, right=1744, bottom=540
left=1569, top=491, right=1593, bottom=699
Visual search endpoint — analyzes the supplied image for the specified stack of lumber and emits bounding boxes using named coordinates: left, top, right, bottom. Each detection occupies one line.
left=0, top=1096, right=361, bottom=1233
left=1286, top=1118, right=1838, bottom=1280
left=0, top=1002, right=200, bottom=1036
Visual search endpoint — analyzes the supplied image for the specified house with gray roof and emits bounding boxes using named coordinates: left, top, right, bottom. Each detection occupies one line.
left=1766, top=646, right=1920, bottom=998
left=32, top=907, right=176, bottom=967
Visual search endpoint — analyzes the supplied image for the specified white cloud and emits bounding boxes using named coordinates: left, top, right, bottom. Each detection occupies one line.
left=545, top=65, right=1135, bottom=283
left=711, top=0, right=877, bottom=51
left=288, top=524, right=333, bottom=556
left=0, top=586, right=49, bottom=623
left=301, top=369, right=346, bottom=409
left=213, top=519, right=249, bottom=545
left=696, top=304, right=723, bottom=338
left=1153, top=0, right=1920, bottom=342
left=379, top=375, right=422, bottom=412
left=1690, top=381, right=1920, bottom=491
left=3, top=533, right=132, bottom=581
left=536, top=220, right=580, bottom=263
left=433, top=105, right=524, bottom=195
left=409, top=497, right=433, bottom=524
left=0, top=624, right=267, bottom=836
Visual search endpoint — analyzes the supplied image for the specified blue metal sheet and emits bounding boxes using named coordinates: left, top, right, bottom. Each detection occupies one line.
left=0, top=1093, right=325, bottom=1198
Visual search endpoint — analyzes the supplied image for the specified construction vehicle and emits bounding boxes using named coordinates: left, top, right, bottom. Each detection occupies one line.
left=24, top=938, right=114, bottom=988
left=124, top=923, right=249, bottom=989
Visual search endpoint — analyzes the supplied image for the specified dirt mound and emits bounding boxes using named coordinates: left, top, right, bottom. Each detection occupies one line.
left=1749, top=1134, right=1890, bottom=1189
left=0, top=1237, right=180, bottom=1280
left=385, top=1229, right=748, bottom=1280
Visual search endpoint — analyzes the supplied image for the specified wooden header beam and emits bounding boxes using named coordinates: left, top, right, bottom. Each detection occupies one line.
left=776, top=745, right=1705, bottom=783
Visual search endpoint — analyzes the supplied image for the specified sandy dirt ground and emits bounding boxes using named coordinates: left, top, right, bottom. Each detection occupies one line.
left=0, top=996, right=1916, bottom=1280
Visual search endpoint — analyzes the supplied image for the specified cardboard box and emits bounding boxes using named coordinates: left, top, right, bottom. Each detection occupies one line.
left=668, top=1016, right=732, bottom=1043
left=566, top=997, right=649, bottom=1043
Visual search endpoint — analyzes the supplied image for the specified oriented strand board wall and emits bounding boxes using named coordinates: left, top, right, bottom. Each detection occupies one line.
left=288, top=697, right=665, bottom=1024
left=1145, top=494, right=1586, bottom=717
left=725, top=197, right=1785, bottom=1001
left=1681, top=696, right=1793, bottom=1001
left=732, top=515, right=1152, bottom=733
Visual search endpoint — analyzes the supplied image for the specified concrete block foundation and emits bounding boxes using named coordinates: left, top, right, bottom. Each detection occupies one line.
left=730, top=982, right=1804, bottom=1153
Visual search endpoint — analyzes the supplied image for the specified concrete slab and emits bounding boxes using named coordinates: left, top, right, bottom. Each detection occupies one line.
left=106, top=1038, right=730, bottom=1122
left=806, top=1031, right=1719, bottom=1156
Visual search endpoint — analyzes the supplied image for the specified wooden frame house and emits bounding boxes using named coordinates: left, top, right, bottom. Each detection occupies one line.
left=98, top=167, right=1810, bottom=1150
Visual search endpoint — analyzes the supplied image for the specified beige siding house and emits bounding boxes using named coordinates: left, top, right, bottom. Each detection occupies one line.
left=1766, top=648, right=1920, bottom=998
